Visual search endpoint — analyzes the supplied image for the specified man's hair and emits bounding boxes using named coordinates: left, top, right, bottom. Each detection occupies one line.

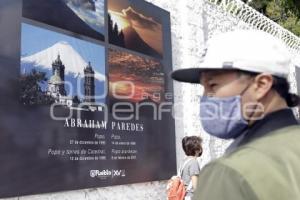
left=272, top=76, right=300, bottom=107
left=182, top=136, right=203, bottom=156
left=239, top=70, right=300, bottom=107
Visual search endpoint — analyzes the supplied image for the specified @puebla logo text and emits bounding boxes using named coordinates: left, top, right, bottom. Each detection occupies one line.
left=90, top=169, right=126, bottom=179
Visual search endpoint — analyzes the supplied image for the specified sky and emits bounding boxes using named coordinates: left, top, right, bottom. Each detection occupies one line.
left=64, top=0, right=105, bottom=34
left=108, top=0, right=161, bottom=22
left=108, top=0, right=163, bottom=55
left=108, top=0, right=130, bottom=13
left=21, top=23, right=105, bottom=74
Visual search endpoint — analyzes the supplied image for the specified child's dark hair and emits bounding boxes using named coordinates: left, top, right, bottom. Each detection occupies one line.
left=182, top=136, right=203, bottom=156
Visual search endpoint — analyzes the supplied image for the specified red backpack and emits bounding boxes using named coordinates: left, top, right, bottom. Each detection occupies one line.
left=167, top=158, right=194, bottom=200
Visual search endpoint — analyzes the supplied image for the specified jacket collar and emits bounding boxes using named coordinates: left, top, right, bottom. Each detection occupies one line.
left=226, top=108, right=299, bottom=154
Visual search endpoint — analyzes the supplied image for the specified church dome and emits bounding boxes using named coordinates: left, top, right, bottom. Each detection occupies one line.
left=49, top=73, right=62, bottom=84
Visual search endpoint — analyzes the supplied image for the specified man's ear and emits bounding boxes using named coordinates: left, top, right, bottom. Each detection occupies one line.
left=253, top=73, right=274, bottom=101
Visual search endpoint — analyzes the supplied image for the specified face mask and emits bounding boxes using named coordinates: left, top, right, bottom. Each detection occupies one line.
left=200, top=84, right=251, bottom=139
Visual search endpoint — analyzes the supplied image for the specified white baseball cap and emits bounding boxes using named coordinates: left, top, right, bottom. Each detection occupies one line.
left=171, top=30, right=292, bottom=83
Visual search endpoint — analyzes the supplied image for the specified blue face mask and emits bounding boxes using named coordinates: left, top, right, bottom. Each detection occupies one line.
left=200, top=85, right=251, bottom=139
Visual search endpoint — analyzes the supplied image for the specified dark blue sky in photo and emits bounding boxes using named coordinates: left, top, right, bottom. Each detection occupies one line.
left=64, top=0, right=105, bottom=34
left=21, top=23, right=105, bottom=74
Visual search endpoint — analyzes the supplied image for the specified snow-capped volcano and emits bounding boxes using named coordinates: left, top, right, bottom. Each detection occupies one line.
left=21, top=41, right=105, bottom=81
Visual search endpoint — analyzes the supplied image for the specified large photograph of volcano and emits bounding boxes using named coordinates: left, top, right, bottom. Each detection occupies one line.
left=20, top=23, right=106, bottom=110
left=109, top=49, right=164, bottom=104
left=23, top=0, right=105, bottom=41
left=108, top=0, right=163, bottom=59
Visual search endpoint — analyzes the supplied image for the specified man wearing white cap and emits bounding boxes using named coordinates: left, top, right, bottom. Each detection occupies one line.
left=171, top=30, right=300, bottom=200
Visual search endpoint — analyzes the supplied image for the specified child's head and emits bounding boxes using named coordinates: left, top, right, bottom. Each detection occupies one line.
left=182, top=136, right=203, bottom=157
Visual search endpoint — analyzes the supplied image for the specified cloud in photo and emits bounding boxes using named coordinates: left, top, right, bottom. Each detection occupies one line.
left=122, top=7, right=160, bottom=31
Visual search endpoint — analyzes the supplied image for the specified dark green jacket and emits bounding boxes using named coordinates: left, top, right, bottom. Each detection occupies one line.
left=193, top=109, right=300, bottom=200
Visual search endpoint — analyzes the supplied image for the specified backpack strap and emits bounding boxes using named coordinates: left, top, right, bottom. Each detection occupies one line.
left=186, top=179, right=193, bottom=191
